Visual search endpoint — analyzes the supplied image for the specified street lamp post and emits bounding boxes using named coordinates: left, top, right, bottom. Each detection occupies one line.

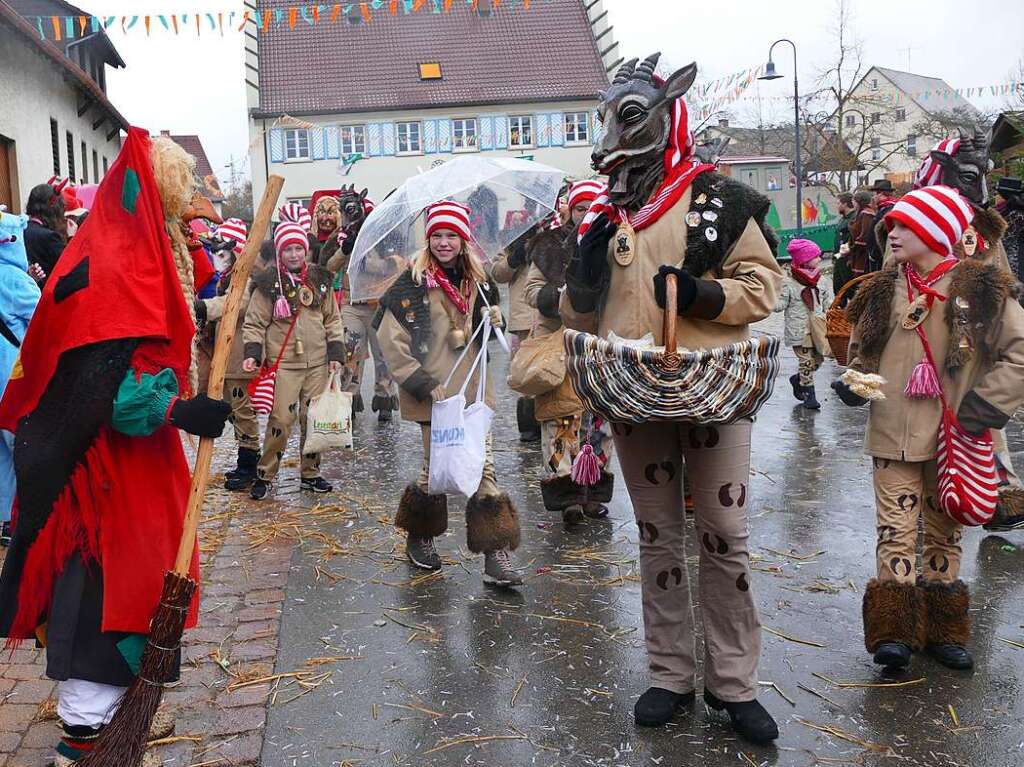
left=759, top=39, right=802, bottom=233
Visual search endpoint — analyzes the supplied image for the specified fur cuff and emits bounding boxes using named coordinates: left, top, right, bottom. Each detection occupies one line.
left=403, top=368, right=440, bottom=402
left=684, top=278, right=726, bottom=320
left=540, top=473, right=582, bottom=511
left=998, top=485, right=1024, bottom=517
left=465, top=492, right=521, bottom=553
left=327, top=341, right=347, bottom=364
left=243, top=342, right=263, bottom=364
left=536, top=284, right=562, bottom=319
left=395, top=484, right=448, bottom=538
left=587, top=469, right=615, bottom=504
left=862, top=579, right=926, bottom=652
left=921, top=579, right=970, bottom=646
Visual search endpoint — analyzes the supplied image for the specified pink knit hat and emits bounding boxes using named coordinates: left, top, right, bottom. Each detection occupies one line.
left=274, top=222, right=309, bottom=256
left=425, top=201, right=472, bottom=240
left=786, top=238, right=822, bottom=267
left=884, top=185, right=974, bottom=257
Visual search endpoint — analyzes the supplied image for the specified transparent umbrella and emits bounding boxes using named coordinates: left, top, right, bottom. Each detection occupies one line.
left=347, top=155, right=565, bottom=302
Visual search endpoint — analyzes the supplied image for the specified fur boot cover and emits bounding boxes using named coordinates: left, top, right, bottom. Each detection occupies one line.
left=863, top=579, right=926, bottom=653
left=465, top=493, right=521, bottom=553
left=395, top=484, right=448, bottom=538
left=921, top=579, right=971, bottom=647
left=540, top=474, right=582, bottom=511
left=998, top=485, right=1024, bottom=517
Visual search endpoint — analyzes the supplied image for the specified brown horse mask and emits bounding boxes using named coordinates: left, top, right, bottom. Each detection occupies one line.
left=591, top=53, right=698, bottom=211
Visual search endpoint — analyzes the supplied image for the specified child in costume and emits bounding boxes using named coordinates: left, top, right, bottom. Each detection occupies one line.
left=375, top=201, right=523, bottom=587
left=242, top=222, right=345, bottom=500
left=835, top=185, right=1024, bottom=673
left=774, top=238, right=834, bottom=410
left=0, top=130, right=231, bottom=765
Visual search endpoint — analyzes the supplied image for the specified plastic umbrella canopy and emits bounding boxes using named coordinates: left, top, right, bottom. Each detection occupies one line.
left=347, top=155, right=565, bottom=301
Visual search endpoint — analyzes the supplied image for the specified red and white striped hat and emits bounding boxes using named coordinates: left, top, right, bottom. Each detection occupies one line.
left=274, top=221, right=309, bottom=256
left=568, top=180, right=603, bottom=210
left=884, top=185, right=974, bottom=257
left=216, top=218, right=248, bottom=251
left=278, top=202, right=312, bottom=232
left=425, top=201, right=472, bottom=240
left=362, top=197, right=376, bottom=215
left=913, top=137, right=960, bottom=189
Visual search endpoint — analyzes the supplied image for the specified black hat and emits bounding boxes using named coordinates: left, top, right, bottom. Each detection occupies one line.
left=869, top=178, right=894, bottom=193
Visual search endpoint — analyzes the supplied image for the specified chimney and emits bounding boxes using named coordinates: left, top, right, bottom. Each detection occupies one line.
left=718, top=118, right=729, bottom=129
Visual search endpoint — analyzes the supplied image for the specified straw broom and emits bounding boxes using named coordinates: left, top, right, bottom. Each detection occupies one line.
left=77, top=175, right=285, bottom=767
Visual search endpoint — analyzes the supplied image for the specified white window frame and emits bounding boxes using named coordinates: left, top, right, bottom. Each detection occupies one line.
left=509, top=115, right=534, bottom=148
left=564, top=112, right=590, bottom=145
left=871, top=137, right=881, bottom=161
left=906, top=134, right=917, bottom=156
left=870, top=78, right=879, bottom=91
left=451, top=117, right=478, bottom=152
left=339, top=124, right=367, bottom=155
left=895, top=107, right=906, bottom=123
left=284, top=128, right=311, bottom=161
left=396, top=121, right=422, bottom=155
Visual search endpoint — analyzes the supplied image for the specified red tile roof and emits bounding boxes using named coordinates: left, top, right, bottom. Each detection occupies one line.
left=160, top=133, right=225, bottom=202
left=254, top=0, right=609, bottom=118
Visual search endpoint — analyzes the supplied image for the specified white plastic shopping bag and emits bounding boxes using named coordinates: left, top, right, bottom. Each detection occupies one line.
left=303, top=371, right=354, bottom=454
left=428, top=319, right=494, bottom=497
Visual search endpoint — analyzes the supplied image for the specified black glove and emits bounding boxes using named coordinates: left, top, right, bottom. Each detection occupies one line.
left=506, top=241, right=529, bottom=270
left=168, top=394, right=231, bottom=438
left=831, top=380, right=868, bottom=407
left=572, top=213, right=615, bottom=285
left=652, top=265, right=698, bottom=315
left=193, top=298, right=207, bottom=324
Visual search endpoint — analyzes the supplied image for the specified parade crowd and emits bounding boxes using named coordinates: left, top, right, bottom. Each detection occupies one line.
left=0, top=56, right=1023, bottom=764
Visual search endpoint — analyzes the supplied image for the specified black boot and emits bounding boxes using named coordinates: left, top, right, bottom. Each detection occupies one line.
left=224, top=447, right=260, bottom=491
left=371, top=394, right=395, bottom=423
left=922, top=580, right=973, bottom=671
left=634, top=687, right=695, bottom=727
left=873, top=642, right=912, bottom=668
left=516, top=397, right=541, bottom=443
left=789, top=373, right=806, bottom=402
left=802, top=386, right=821, bottom=410
left=352, top=393, right=365, bottom=413
left=703, top=690, right=779, bottom=744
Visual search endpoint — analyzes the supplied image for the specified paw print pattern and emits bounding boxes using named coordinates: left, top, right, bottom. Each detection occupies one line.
left=877, top=525, right=898, bottom=542
left=231, top=386, right=245, bottom=400
left=888, top=557, right=913, bottom=577
left=687, top=426, right=720, bottom=449
left=637, top=521, right=660, bottom=544
left=928, top=554, right=950, bottom=573
left=897, top=494, right=918, bottom=512
left=736, top=573, right=750, bottom=592
left=288, top=402, right=298, bottom=414
left=644, top=461, right=676, bottom=485
left=873, top=458, right=892, bottom=470
left=656, top=567, right=683, bottom=590
left=717, top=483, right=747, bottom=508
left=702, top=532, right=729, bottom=555
left=271, top=427, right=284, bottom=438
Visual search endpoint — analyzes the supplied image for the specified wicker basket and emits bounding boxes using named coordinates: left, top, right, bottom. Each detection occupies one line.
left=826, top=274, right=873, bottom=367
left=563, top=275, right=781, bottom=425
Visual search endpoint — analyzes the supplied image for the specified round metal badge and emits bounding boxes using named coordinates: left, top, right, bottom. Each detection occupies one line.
left=686, top=211, right=702, bottom=228
left=298, top=285, right=315, bottom=307
left=695, top=193, right=708, bottom=205
left=702, top=210, right=719, bottom=222
left=705, top=226, right=718, bottom=242
left=710, top=197, right=724, bottom=208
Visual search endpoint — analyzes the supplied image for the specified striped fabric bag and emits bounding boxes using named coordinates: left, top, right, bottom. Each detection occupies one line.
left=247, top=310, right=300, bottom=415
left=563, top=275, right=781, bottom=425
left=936, top=406, right=999, bottom=526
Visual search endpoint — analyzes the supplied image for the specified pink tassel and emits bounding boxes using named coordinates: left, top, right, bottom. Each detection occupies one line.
left=273, top=296, right=292, bottom=319
left=904, top=357, right=942, bottom=399
left=571, top=444, right=601, bottom=487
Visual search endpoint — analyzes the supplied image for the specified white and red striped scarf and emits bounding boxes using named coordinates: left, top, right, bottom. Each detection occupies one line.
left=577, top=94, right=715, bottom=243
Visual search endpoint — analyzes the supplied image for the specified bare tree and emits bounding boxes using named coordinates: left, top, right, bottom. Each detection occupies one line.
left=221, top=181, right=253, bottom=222
left=1004, top=57, right=1024, bottom=112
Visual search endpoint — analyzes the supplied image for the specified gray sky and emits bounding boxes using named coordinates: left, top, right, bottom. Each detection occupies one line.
left=86, top=0, right=1024, bottom=190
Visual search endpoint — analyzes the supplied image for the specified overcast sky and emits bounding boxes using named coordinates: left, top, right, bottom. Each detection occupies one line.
left=84, top=0, right=1024, bottom=190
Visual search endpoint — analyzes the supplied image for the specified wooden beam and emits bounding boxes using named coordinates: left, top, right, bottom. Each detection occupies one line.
left=594, top=24, right=613, bottom=43
left=77, top=97, right=93, bottom=117
left=106, top=126, right=118, bottom=142
left=92, top=114, right=107, bottom=131
left=589, top=9, right=608, bottom=27
left=245, top=78, right=259, bottom=91
left=606, top=57, right=624, bottom=74
left=600, top=40, right=619, bottom=58
left=245, top=61, right=259, bottom=74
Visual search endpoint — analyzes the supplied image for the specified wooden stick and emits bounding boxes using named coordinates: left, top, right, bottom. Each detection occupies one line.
left=174, top=176, right=284, bottom=574
left=662, top=273, right=677, bottom=351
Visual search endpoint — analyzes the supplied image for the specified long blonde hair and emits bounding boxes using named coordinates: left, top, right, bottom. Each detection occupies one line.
left=411, top=240, right=487, bottom=286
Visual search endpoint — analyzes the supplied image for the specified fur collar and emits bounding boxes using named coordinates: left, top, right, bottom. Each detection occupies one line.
left=252, top=263, right=333, bottom=308
left=846, top=260, right=1016, bottom=374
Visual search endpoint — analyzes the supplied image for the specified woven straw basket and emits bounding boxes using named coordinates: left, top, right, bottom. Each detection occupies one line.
left=826, top=273, right=873, bottom=367
left=563, top=275, right=782, bottom=424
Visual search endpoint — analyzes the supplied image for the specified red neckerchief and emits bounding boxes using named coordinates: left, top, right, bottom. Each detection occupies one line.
left=904, top=257, right=958, bottom=308
left=791, top=264, right=822, bottom=310
left=425, top=261, right=470, bottom=314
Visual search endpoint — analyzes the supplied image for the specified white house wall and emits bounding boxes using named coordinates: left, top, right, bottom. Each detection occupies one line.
left=249, top=101, right=601, bottom=209
left=0, top=35, right=122, bottom=212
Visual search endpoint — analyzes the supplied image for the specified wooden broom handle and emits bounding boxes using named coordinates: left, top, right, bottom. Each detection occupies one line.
left=173, top=175, right=285, bottom=575
left=662, top=273, right=678, bottom=352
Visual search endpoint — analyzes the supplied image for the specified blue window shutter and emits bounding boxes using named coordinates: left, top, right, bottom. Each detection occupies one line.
left=493, top=115, right=508, bottom=149
left=381, top=123, right=396, bottom=155
left=269, top=129, right=284, bottom=162
left=550, top=113, right=565, bottom=146
left=436, top=119, right=452, bottom=153
left=326, top=127, right=340, bottom=159
left=479, top=116, right=494, bottom=150
left=424, top=120, right=438, bottom=154
left=367, top=123, right=382, bottom=156
left=592, top=109, right=603, bottom=145
left=311, top=128, right=325, bottom=160
left=535, top=114, right=550, bottom=147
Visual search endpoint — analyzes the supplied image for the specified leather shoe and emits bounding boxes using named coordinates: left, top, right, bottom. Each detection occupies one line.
left=703, top=690, right=779, bottom=744
left=873, top=642, right=912, bottom=668
left=634, top=687, right=695, bottom=727
left=927, top=643, right=974, bottom=670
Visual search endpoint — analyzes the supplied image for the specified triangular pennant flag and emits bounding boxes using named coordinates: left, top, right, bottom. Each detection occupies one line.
left=64, top=15, right=74, bottom=38
left=78, top=15, right=87, bottom=34
left=206, top=12, right=216, bottom=30
left=144, top=15, right=151, bottom=35
left=361, top=2, right=371, bottom=22
left=218, top=12, right=224, bottom=34
left=36, top=17, right=44, bottom=39
left=90, top=16, right=100, bottom=32
left=238, top=10, right=251, bottom=30
left=51, top=15, right=61, bottom=40
left=288, top=6, right=297, bottom=28
left=299, top=7, right=312, bottom=24
left=172, top=14, right=179, bottom=33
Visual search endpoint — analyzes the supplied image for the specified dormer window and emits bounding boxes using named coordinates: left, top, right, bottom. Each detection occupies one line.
left=419, top=63, right=442, bottom=80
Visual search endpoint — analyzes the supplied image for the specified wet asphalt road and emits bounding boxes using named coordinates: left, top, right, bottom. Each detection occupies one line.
left=256, top=315, right=1024, bottom=767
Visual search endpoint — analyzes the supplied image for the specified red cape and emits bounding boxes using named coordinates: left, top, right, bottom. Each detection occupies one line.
left=0, top=127, right=199, bottom=637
